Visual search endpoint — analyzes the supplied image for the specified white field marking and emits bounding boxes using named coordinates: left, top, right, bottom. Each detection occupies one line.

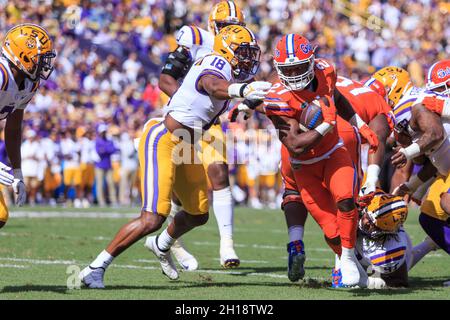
left=0, top=256, right=335, bottom=281
left=191, top=241, right=330, bottom=252
left=9, top=211, right=138, bottom=219
left=212, top=258, right=270, bottom=264
left=0, top=264, right=29, bottom=269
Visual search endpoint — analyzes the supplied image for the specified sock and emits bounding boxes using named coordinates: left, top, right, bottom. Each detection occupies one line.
left=341, top=247, right=355, bottom=259
left=213, top=187, right=234, bottom=240
left=157, top=228, right=176, bottom=252
left=410, top=237, right=439, bottom=269
left=90, top=250, right=114, bottom=269
left=325, top=237, right=342, bottom=256
left=288, top=225, right=304, bottom=243
left=337, top=208, right=358, bottom=249
left=335, top=254, right=341, bottom=270
left=167, top=200, right=182, bottom=224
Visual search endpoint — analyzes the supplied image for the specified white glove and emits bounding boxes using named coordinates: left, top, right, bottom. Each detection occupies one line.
left=12, top=169, right=26, bottom=206
left=0, top=162, right=14, bottom=186
left=367, top=276, right=387, bottom=289
left=228, top=81, right=272, bottom=100
left=236, top=103, right=253, bottom=119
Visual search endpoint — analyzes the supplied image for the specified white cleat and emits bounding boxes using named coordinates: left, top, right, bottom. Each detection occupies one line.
left=444, top=280, right=450, bottom=287
left=220, top=238, right=240, bottom=269
left=79, top=266, right=105, bottom=289
left=340, top=248, right=361, bottom=288
left=145, top=235, right=179, bottom=280
left=171, top=238, right=199, bottom=271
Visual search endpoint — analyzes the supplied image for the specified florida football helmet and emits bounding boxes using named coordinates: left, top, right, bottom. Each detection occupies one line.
left=213, top=25, right=260, bottom=81
left=426, top=59, right=450, bottom=97
left=359, top=191, right=408, bottom=239
left=273, top=34, right=315, bottom=91
left=371, top=67, right=412, bottom=108
left=1, top=23, right=56, bottom=82
left=208, top=1, right=245, bottom=36
left=362, top=77, right=387, bottom=101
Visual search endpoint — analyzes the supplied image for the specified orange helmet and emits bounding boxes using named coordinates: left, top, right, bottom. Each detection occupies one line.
left=208, top=1, right=245, bottom=36
left=426, top=59, right=450, bottom=97
left=1, top=23, right=56, bottom=81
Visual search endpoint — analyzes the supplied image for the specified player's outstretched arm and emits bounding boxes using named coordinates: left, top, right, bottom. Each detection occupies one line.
left=391, top=105, right=444, bottom=168
left=269, top=114, right=323, bottom=158
left=393, top=159, right=438, bottom=196
left=198, top=75, right=271, bottom=101
left=5, top=109, right=26, bottom=206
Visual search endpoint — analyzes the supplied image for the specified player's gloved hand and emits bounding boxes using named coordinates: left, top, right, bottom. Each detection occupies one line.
left=228, top=99, right=262, bottom=122
left=12, top=169, right=26, bottom=206
left=0, top=162, right=14, bottom=186
left=359, top=124, right=379, bottom=154
left=318, top=96, right=336, bottom=125
left=228, top=82, right=272, bottom=100
left=422, top=96, right=450, bottom=117
left=392, top=183, right=411, bottom=197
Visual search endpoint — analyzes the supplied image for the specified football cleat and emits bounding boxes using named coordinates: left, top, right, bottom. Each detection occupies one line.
left=145, top=235, right=179, bottom=280
left=79, top=266, right=105, bottom=289
left=287, top=240, right=306, bottom=282
left=340, top=249, right=361, bottom=287
left=220, top=238, right=240, bottom=268
left=171, top=238, right=199, bottom=271
left=331, top=268, right=343, bottom=288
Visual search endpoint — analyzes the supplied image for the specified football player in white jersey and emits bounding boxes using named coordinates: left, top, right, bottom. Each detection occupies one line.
left=158, top=1, right=247, bottom=270
left=332, top=190, right=439, bottom=289
left=368, top=67, right=450, bottom=262
left=79, top=25, right=271, bottom=288
left=0, top=24, right=56, bottom=227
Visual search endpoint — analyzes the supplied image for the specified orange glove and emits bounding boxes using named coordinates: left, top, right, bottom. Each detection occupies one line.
left=359, top=124, right=379, bottom=153
left=318, top=96, right=336, bottom=125
left=422, top=96, right=444, bottom=115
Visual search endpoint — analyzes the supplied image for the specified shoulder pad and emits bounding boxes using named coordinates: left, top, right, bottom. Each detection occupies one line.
left=176, top=25, right=204, bottom=48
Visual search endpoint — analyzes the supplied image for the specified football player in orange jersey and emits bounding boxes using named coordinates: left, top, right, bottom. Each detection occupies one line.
left=262, top=34, right=379, bottom=287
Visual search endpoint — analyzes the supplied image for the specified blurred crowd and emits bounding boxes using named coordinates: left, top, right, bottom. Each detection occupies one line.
left=0, top=0, right=448, bottom=207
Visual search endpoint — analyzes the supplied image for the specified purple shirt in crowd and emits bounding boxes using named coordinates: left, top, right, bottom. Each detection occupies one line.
left=95, top=137, right=117, bottom=170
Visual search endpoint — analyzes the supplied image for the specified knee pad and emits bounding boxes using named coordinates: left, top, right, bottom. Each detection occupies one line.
left=281, top=189, right=303, bottom=210
left=337, top=198, right=356, bottom=212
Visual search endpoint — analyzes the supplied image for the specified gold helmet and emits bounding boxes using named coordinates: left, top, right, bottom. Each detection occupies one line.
left=371, top=66, right=412, bottom=108
left=214, top=25, right=260, bottom=81
left=208, top=1, right=245, bottom=36
left=1, top=23, right=56, bottom=81
left=359, top=190, right=408, bottom=238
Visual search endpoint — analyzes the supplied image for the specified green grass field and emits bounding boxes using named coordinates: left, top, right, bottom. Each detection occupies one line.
left=0, top=206, right=449, bottom=300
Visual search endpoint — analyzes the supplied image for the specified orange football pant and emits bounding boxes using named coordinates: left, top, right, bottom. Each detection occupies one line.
left=292, top=147, right=359, bottom=249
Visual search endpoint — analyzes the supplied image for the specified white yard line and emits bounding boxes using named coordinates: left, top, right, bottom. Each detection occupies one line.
left=0, top=264, right=29, bottom=269
left=9, top=211, right=138, bottom=219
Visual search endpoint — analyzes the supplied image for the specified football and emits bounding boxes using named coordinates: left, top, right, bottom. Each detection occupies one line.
left=298, top=99, right=324, bottom=132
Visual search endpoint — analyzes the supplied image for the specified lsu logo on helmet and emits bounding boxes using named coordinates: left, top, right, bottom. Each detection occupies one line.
left=213, top=25, right=260, bottom=81
left=360, top=191, right=408, bottom=238
left=371, top=66, right=412, bottom=108
left=1, top=23, right=56, bottom=81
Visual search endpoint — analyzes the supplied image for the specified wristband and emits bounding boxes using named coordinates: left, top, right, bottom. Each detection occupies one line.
left=13, top=168, right=23, bottom=180
left=350, top=113, right=366, bottom=129
left=314, top=122, right=333, bottom=136
left=404, top=174, right=423, bottom=193
left=365, top=164, right=381, bottom=185
left=228, top=83, right=247, bottom=98
left=443, top=98, right=450, bottom=118
left=399, top=142, right=421, bottom=160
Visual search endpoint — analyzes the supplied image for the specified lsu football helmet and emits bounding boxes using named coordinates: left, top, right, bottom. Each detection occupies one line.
left=273, top=34, right=315, bottom=91
left=213, top=25, right=260, bottom=81
left=208, top=1, right=245, bottom=36
left=1, top=23, right=56, bottom=81
left=426, top=59, right=450, bottom=97
left=371, top=67, right=412, bottom=108
left=359, top=190, right=408, bottom=239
